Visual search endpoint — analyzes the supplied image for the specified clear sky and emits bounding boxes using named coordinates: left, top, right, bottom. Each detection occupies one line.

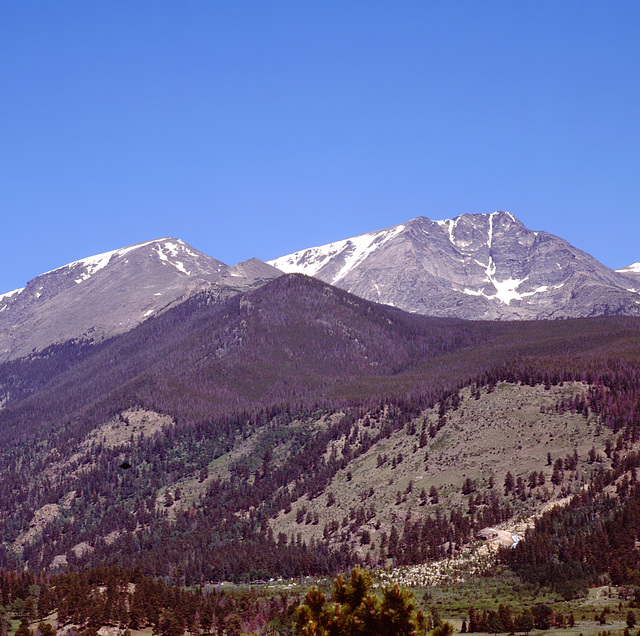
left=1, top=1, right=639, bottom=294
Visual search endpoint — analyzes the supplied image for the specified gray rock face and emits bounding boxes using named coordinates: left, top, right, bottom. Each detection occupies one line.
left=269, top=211, right=640, bottom=320
left=3, top=213, right=639, bottom=362
left=0, top=238, right=281, bottom=361
left=216, top=257, right=284, bottom=288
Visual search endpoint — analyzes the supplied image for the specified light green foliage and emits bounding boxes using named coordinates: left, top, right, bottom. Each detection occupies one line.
left=296, top=567, right=416, bottom=635
left=432, top=622, right=454, bottom=636
left=14, top=620, right=32, bottom=636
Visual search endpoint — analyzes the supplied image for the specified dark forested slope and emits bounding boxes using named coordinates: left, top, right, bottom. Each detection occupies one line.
left=1, top=274, right=640, bottom=582
left=0, top=274, right=496, bottom=442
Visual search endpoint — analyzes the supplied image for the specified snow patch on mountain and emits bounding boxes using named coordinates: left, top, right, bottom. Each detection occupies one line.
left=41, top=239, right=168, bottom=286
left=617, top=262, right=640, bottom=274
left=463, top=280, right=561, bottom=305
left=39, top=238, right=205, bottom=286
left=492, top=277, right=525, bottom=304
left=0, top=287, right=25, bottom=302
left=57, top=249, right=118, bottom=284
left=616, top=263, right=640, bottom=293
left=487, top=211, right=495, bottom=249
left=332, top=225, right=406, bottom=284
left=153, top=242, right=192, bottom=275
left=268, top=224, right=405, bottom=284
left=436, top=217, right=460, bottom=246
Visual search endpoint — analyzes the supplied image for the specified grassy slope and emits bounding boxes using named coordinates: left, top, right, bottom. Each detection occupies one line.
left=266, top=382, right=603, bottom=559
left=143, top=380, right=612, bottom=567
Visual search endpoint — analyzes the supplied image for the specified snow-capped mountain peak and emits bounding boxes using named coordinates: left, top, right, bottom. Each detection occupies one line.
left=617, top=262, right=640, bottom=274
left=39, top=238, right=223, bottom=287
left=0, top=238, right=278, bottom=361
left=3, top=213, right=640, bottom=361
left=616, top=261, right=640, bottom=288
left=269, top=211, right=640, bottom=320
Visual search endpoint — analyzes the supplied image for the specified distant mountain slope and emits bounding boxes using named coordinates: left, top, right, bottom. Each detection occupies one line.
left=0, top=238, right=281, bottom=361
left=5, top=273, right=640, bottom=443
left=270, top=211, right=640, bottom=320
left=1, top=273, right=640, bottom=578
left=0, top=274, right=493, bottom=438
left=3, top=213, right=639, bottom=363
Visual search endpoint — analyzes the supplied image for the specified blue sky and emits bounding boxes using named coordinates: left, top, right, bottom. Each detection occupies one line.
left=2, top=2, right=639, bottom=294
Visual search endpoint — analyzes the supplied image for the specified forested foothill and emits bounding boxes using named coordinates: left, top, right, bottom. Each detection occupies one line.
left=0, top=565, right=301, bottom=636
left=1, top=275, right=640, bottom=634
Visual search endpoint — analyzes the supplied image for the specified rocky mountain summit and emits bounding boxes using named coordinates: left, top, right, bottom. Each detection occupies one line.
left=0, top=238, right=280, bottom=361
left=270, top=211, right=640, bottom=320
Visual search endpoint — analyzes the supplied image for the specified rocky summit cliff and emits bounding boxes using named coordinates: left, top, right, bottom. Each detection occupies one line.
left=269, top=211, right=640, bottom=320
left=0, top=238, right=281, bottom=361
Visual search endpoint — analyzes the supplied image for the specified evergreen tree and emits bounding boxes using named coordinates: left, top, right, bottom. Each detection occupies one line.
left=516, top=611, right=534, bottom=635
left=295, top=568, right=416, bottom=636
left=487, top=611, right=502, bottom=635
left=432, top=623, right=454, bottom=636
left=504, top=472, right=515, bottom=495
left=15, top=620, right=32, bottom=636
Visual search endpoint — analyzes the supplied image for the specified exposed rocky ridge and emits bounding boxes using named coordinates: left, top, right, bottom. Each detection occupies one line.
left=216, top=257, right=283, bottom=287
left=270, top=211, right=640, bottom=320
left=0, top=238, right=281, bottom=361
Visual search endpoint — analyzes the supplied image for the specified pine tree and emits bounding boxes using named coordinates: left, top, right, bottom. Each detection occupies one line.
left=295, top=568, right=417, bottom=636
left=15, top=620, right=32, bottom=636
left=504, top=472, right=515, bottom=495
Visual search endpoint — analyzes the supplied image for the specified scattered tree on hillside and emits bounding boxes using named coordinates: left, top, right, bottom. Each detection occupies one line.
left=504, top=472, right=514, bottom=495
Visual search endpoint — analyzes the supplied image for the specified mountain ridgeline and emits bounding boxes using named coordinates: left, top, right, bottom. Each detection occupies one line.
left=1, top=213, right=640, bottom=589
left=2, top=211, right=640, bottom=363
left=0, top=274, right=492, bottom=439
left=0, top=238, right=281, bottom=362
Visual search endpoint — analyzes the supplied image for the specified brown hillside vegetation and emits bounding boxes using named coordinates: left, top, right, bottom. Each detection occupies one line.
left=1, top=276, right=640, bottom=584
